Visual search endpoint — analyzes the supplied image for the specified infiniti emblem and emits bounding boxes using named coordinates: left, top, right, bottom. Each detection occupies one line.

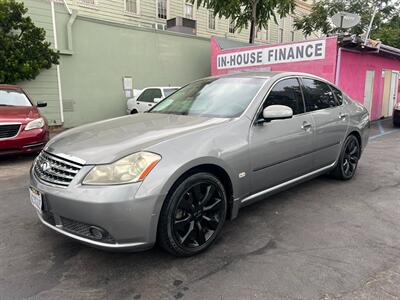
left=40, top=161, right=51, bottom=172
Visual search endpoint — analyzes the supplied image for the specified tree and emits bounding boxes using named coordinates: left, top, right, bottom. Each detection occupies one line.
left=192, top=0, right=297, bottom=44
left=372, top=15, right=400, bottom=48
left=0, top=0, right=59, bottom=84
left=293, top=0, right=400, bottom=47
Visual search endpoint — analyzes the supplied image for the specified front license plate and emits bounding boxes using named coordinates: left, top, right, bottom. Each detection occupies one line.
left=30, top=187, right=42, bottom=211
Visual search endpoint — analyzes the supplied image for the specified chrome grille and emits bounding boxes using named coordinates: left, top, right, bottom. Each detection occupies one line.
left=0, top=123, right=21, bottom=139
left=34, top=152, right=83, bottom=187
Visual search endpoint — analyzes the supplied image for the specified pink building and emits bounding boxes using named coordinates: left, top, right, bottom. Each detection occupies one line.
left=211, top=36, right=400, bottom=121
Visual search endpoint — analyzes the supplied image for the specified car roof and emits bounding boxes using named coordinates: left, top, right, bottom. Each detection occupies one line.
left=221, top=71, right=280, bottom=78
left=0, top=84, right=22, bottom=90
left=220, top=71, right=326, bottom=80
left=214, top=71, right=335, bottom=86
left=144, top=86, right=180, bottom=89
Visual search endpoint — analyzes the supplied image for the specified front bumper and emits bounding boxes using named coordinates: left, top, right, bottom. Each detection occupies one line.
left=30, top=166, right=162, bottom=251
left=0, top=127, right=48, bottom=155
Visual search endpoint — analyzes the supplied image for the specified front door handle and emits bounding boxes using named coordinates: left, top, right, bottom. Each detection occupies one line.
left=301, top=121, right=312, bottom=130
left=148, top=104, right=152, bottom=107
left=339, top=113, right=348, bottom=119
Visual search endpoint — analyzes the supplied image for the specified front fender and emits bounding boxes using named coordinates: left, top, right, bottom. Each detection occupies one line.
left=160, top=156, right=238, bottom=198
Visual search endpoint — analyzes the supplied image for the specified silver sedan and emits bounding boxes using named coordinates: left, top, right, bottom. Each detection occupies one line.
left=29, top=72, right=370, bottom=256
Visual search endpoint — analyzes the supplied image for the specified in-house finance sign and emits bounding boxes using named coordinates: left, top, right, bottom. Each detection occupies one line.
left=217, top=39, right=326, bottom=70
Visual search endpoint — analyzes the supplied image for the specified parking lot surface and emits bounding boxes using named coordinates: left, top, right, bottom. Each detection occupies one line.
left=1, top=121, right=400, bottom=300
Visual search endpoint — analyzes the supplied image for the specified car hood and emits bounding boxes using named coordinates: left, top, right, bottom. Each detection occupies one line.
left=0, top=106, right=40, bottom=124
left=46, top=113, right=229, bottom=164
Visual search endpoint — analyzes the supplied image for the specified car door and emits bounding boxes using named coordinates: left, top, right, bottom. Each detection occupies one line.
left=249, top=77, right=316, bottom=194
left=300, top=78, right=348, bottom=169
left=136, top=88, right=163, bottom=112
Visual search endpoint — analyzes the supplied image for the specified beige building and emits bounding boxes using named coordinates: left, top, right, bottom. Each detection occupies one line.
left=61, top=0, right=317, bottom=44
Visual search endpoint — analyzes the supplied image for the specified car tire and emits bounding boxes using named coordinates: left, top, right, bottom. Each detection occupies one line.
left=331, top=135, right=361, bottom=181
left=130, top=109, right=138, bottom=114
left=158, top=172, right=227, bottom=257
left=394, top=121, right=400, bottom=127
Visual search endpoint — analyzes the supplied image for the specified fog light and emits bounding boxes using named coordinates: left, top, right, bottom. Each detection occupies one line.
left=89, top=226, right=105, bottom=240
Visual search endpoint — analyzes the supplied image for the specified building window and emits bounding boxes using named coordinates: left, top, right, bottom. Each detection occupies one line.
left=79, top=0, right=95, bottom=6
left=153, top=23, right=166, bottom=30
left=157, top=0, right=167, bottom=19
left=208, top=10, right=216, bottom=30
left=256, top=27, right=261, bottom=39
left=278, top=16, right=284, bottom=43
left=279, top=28, right=284, bottom=43
left=125, top=0, right=139, bottom=14
left=291, top=31, right=295, bottom=41
left=184, top=2, right=193, bottom=19
left=229, top=19, right=235, bottom=33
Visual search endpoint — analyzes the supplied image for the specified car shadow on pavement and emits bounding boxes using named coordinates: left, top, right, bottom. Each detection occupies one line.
left=0, top=153, right=38, bottom=165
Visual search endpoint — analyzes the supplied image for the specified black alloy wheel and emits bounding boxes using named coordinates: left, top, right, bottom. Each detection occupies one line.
left=331, top=135, right=360, bottom=180
left=158, top=173, right=227, bottom=256
left=342, top=137, right=359, bottom=177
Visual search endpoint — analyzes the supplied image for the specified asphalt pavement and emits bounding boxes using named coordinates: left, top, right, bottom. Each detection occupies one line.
left=0, top=120, right=399, bottom=300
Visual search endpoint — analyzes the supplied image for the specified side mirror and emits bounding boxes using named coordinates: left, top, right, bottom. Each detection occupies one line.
left=153, top=97, right=163, bottom=103
left=36, top=101, right=47, bottom=108
left=261, top=105, right=293, bottom=122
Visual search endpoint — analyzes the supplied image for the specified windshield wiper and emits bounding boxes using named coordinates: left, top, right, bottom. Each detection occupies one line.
left=0, top=104, right=13, bottom=106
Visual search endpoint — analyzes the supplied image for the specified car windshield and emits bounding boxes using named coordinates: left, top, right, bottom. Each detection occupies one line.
left=151, top=77, right=267, bottom=118
left=0, top=89, right=32, bottom=107
left=163, top=88, right=178, bottom=97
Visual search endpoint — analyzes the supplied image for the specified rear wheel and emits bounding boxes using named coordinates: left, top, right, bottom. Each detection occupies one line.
left=158, top=173, right=227, bottom=257
left=331, top=135, right=360, bottom=180
left=130, top=109, right=138, bottom=114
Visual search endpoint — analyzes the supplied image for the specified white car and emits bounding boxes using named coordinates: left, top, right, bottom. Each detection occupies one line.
left=126, top=86, right=180, bottom=114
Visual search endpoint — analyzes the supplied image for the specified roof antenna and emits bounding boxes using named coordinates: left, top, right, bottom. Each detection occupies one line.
left=365, top=6, right=378, bottom=45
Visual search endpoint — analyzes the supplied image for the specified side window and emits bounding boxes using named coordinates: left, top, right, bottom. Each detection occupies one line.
left=302, top=78, right=337, bottom=111
left=137, top=89, right=162, bottom=103
left=330, top=86, right=344, bottom=106
left=263, top=78, right=305, bottom=115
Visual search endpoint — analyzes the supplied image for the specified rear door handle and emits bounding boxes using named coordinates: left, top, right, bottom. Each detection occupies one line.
left=148, top=104, right=152, bottom=107
left=301, top=121, right=312, bottom=130
left=339, top=113, right=348, bottom=119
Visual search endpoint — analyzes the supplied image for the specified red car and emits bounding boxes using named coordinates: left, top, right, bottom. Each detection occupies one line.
left=0, top=85, right=49, bottom=155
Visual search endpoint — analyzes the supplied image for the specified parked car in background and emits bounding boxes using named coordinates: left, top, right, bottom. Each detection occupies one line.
left=126, top=86, right=179, bottom=114
left=30, top=72, right=369, bottom=256
left=0, top=85, right=49, bottom=155
left=393, top=103, right=400, bottom=127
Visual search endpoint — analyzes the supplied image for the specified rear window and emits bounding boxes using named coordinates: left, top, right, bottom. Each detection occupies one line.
left=163, top=88, right=178, bottom=97
left=0, top=89, right=32, bottom=107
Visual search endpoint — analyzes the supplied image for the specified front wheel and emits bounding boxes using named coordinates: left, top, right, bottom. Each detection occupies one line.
left=158, top=173, right=227, bottom=257
left=331, top=135, right=361, bottom=180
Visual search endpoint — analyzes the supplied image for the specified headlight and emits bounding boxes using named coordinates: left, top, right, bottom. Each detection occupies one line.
left=82, top=152, right=161, bottom=185
left=25, top=118, right=45, bottom=131
left=394, top=103, right=400, bottom=110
